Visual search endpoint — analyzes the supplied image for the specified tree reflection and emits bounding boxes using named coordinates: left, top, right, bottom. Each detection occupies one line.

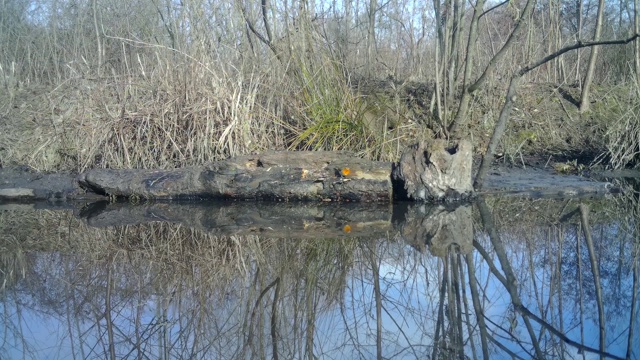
left=0, top=196, right=638, bottom=359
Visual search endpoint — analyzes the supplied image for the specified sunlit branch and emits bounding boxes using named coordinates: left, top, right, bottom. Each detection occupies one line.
left=519, top=34, right=640, bottom=76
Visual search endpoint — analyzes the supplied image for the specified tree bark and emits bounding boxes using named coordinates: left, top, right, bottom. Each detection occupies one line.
left=366, top=0, right=378, bottom=77
left=579, top=0, right=606, bottom=112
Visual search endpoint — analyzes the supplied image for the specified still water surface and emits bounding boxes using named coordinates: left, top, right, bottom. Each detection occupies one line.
left=1, top=195, right=639, bottom=359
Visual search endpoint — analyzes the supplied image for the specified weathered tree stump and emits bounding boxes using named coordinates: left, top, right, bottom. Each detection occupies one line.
left=79, top=151, right=393, bottom=202
left=397, top=204, right=473, bottom=257
left=393, top=139, right=473, bottom=202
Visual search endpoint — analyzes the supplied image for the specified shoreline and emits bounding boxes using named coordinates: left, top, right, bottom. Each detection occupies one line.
left=0, top=163, right=620, bottom=204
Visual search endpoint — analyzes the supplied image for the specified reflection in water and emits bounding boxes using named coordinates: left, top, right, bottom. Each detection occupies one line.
left=0, top=196, right=639, bottom=359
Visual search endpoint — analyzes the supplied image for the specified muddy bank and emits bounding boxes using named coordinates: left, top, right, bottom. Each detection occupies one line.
left=480, top=166, right=619, bottom=198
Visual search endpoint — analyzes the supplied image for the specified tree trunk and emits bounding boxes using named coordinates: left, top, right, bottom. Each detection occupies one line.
left=579, top=204, right=607, bottom=356
left=579, top=0, right=606, bottom=112
left=474, top=76, right=520, bottom=190
left=465, top=252, right=490, bottom=359
left=575, top=0, right=584, bottom=83
left=635, top=0, right=640, bottom=85
left=366, top=0, right=378, bottom=77
left=76, top=143, right=476, bottom=203
left=448, top=0, right=535, bottom=136
left=449, top=0, right=489, bottom=137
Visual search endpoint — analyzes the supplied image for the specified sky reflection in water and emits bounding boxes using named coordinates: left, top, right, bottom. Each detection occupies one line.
left=0, top=196, right=638, bottom=359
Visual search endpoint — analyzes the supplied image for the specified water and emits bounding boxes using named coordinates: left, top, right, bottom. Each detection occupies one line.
left=1, top=195, right=638, bottom=359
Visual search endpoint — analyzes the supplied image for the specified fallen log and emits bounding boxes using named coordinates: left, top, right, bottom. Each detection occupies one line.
left=79, top=151, right=394, bottom=202
left=76, top=140, right=474, bottom=202
left=1, top=140, right=619, bottom=203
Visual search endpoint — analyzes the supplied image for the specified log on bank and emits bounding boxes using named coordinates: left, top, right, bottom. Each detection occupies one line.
left=78, top=140, right=473, bottom=202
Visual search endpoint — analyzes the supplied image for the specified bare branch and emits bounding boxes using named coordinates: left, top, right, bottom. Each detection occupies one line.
left=238, top=1, right=281, bottom=61
left=515, top=304, right=625, bottom=360
left=518, top=34, right=640, bottom=76
left=479, top=0, right=509, bottom=19
left=474, top=33, right=640, bottom=190
left=261, top=0, right=273, bottom=45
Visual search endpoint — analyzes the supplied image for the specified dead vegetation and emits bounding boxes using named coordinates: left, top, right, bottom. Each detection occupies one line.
left=0, top=0, right=638, bottom=172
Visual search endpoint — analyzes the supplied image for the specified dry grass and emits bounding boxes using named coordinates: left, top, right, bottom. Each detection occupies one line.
left=467, top=82, right=640, bottom=167
left=599, top=85, right=640, bottom=169
left=0, top=0, right=423, bottom=172
left=2, top=0, right=638, bottom=174
left=0, top=42, right=412, bottom=171
left=0, top=46, right=294, bottom=171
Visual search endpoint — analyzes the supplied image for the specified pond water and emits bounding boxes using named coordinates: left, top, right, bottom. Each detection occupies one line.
left=1, top=194, right=639, bottom=359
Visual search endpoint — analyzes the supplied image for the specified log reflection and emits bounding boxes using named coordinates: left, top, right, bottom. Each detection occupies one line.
left=0, top=196, right=638, bottom=359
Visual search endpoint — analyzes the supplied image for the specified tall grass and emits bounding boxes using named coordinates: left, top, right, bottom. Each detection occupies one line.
left=288, top=60, right=373, bottom=152
left=0, top=42, right=294, bottom=171
left=0, top=29, right=402, bottom=171
left=1, top=0, right=637, bottom=171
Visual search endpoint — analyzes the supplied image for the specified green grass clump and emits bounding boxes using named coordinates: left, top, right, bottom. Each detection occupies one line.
left=288, top=61, right=375, bottom=155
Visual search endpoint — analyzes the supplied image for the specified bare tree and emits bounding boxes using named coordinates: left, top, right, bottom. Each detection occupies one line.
left=240, top=0, right=285, bottom=64
left=575, top=0, right=585, bottom=83
left=579, top=0, right=606, bottom=112
left=579, top=204, right=606, bottom=357
left=447, top=0, right=489, bottom=137
left=474, top=34, right=640, bottom=190
left=636, top=0, right=640, bottom=84
left=448, top=0, right=535, bottom=137
left=366, top=0, right=378, bottom=76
